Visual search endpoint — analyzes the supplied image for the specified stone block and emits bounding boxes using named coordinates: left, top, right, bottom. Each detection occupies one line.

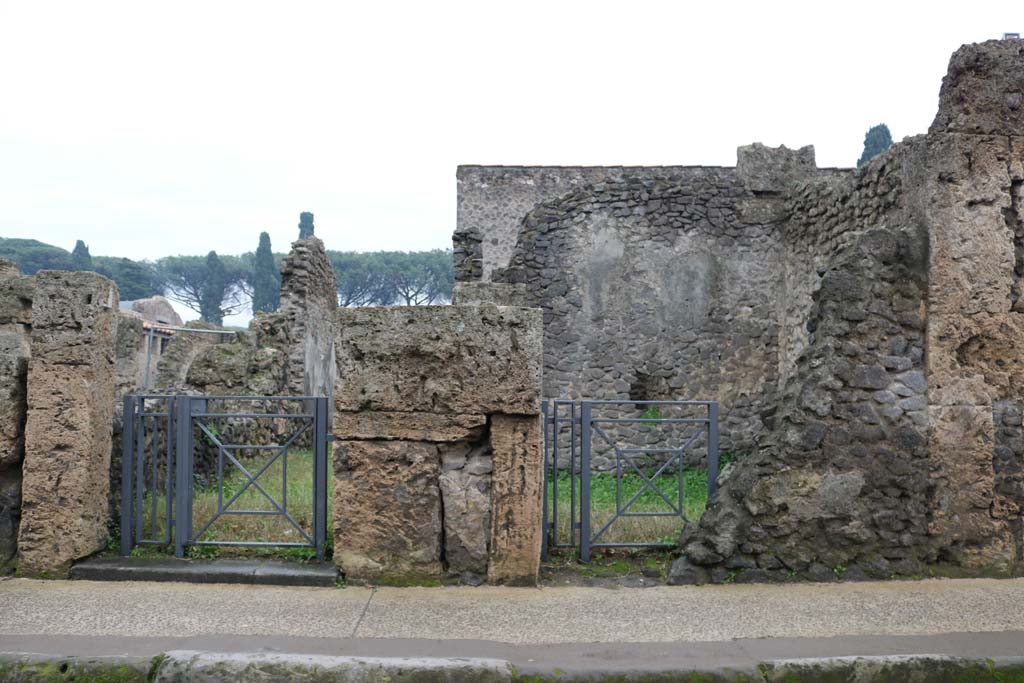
left=333, top=440, right=443, bottom=581
left=487, top=414, right=543, bottom=585
left=439, top=465, right=490, bottom=575
left=334, top=305, right=542, bottom=416
left=928, top=404, right=1014, bottom=568
left=452, top=282, right=530, bottom=307
left=18, top=271, right=118, bottom=576
left=0, top=275, right=32, bottom=326
left=931, top=39, right=1024, bottom=135
left=333, top=411, right=486, bottom=443
left=737, top=143, right=816, bottom=193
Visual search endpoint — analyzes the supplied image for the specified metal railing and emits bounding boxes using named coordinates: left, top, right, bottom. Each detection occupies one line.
left=541, top=399, right=719, bottom=562
left=120, top=394, right=330, bottom=561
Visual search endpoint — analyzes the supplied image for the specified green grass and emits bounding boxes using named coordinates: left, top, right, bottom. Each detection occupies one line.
left=546, top=468, right=709, bottom=546
left=138, top=449, right=330, bottom=560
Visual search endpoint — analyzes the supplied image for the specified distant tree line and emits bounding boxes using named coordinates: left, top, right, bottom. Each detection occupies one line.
left=0, top=234, right=454, bottom=325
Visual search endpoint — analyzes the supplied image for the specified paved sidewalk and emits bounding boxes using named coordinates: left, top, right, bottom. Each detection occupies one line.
left=3, top=577, right=1024, bottom=677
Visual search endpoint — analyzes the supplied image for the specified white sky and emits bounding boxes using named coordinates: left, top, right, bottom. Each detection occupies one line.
left=0, top=0, right=1018, bottom=268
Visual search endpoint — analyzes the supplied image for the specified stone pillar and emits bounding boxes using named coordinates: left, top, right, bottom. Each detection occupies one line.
left=18, top=271, right=118, bottom=576
left=919, top=40, right=1024, bottom=569
left=332, top=304, right=543, bottom=585
left=0, top=260, right=32, bottom=572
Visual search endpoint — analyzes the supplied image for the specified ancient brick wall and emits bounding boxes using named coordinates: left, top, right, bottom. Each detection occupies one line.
left=331, top=304, right=543, bottom=585
left=18, top=271, right=118, bottom=576
left=0, top=260, right=32, bottom=572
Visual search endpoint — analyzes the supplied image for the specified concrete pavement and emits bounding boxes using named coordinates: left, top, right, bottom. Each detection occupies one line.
left=3, top=577, right=1024, bottom=679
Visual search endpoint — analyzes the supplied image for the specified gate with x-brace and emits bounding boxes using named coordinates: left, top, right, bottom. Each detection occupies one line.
left=541, top=399, right=719, bottom=562
left=120, top=394, right=330, bottom=560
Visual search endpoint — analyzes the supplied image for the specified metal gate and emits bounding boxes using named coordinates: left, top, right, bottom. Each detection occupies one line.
left=120, top=394, right=330, bottom=560
left=541, top=400, right=718, bottom=562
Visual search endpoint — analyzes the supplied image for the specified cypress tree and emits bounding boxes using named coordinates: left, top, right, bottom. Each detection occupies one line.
left=857, top=124, right=894, bottom=167
left=71, top=240, right=93, bottom=271
left=298, top=212, right=315, bottom=239
left=252, top=231, right=280, bottom=313
left=199, top=250, right=228, bottom=325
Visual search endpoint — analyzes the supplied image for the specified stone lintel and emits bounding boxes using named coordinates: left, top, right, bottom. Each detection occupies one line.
left=333, top=411, right=487, bottom=442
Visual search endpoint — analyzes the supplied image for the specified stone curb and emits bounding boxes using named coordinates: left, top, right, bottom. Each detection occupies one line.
left=153, top=651, right=514, bottom=682
left=69, top=558, right=340, bottom=587
left=3, top=651, right=1024, bottom=682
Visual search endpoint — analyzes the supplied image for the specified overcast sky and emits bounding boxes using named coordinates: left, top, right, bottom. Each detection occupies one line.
left=0, top=0, right=1018, bottom=266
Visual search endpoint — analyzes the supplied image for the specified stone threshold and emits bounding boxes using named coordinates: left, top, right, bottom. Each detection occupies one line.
left=69, top=557, right=338, bottom=587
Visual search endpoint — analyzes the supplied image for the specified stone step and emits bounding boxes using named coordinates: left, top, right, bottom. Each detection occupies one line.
left=70, top=557, right=338, bottom=587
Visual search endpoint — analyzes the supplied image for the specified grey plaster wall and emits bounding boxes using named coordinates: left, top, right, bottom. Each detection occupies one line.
left=457, top=157, right=850, bottom=460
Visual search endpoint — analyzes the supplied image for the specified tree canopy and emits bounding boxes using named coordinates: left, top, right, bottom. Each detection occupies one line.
left=857, top=124, right=893, bottom=167
left=329, top=249, right=453, bottom=306
left=1, top=235, right=455, bottom=323
left=0, top=237, right=73, bottom=273
left=93, top=256, right=161, bottom=300
left=157, top=251, right=249, bottom=325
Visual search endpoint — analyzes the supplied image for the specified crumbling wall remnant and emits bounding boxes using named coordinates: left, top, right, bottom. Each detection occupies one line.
left=672, top=39, right=1024, bottom=583
left=332, top=304, right=543, bottom=585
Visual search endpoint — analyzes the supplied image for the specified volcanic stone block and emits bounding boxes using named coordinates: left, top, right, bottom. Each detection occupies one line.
left=930, top=39, right=1024, bottom=135
left=332, top=411, right=487, bottom=443
left=439, top=459, right=491, bottom=575
left=334, top=305, right=542, bottom=416
left=451, top=282, right=530, bottom=307
left=333, top=440, right=443, bottom=581
left=736, top=142, right=816, bottom=193
left=928, top=404, right=1015, bottom=569
left=18, top=271, right=118, bottom=577
left=487, top=414, right=543, bottom=585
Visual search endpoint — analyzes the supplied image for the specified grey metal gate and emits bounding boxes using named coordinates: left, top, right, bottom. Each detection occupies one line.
left=120, top=394, right=330, bottom=560
left=541, top=399, right=718, bottom=562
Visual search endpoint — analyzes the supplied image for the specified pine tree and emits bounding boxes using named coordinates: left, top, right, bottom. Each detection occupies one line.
left=857, top=124, right=894, bottom=167
left=251, top=232, right=280, bottom=314
left=298, top=212, right=315, bottom=239
left=71, top=240, right=93, bottom=271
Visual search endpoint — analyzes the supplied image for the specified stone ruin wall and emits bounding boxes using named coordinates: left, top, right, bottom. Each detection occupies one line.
left=675, top=153, right=931, bottom=583
left=455, top=161, right=851, bottom=462
left=678, top=40, right=1024, bottom=582
left=331, top=305, right=544, bottom=585
left=456, top=39, right=1024, bottom=580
